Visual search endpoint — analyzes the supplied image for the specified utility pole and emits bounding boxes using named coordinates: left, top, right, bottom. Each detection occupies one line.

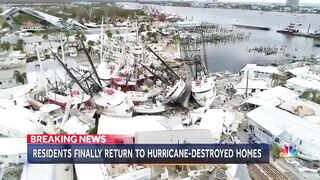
left=245, top=70, right=249, bottom=98
left=307, top=24, right=311, bottom=34
left=100, top=16, right=104, bottom=63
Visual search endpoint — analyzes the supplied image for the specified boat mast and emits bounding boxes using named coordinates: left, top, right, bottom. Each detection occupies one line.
left=89, top=6, right=92, bottom=22
left=200, top=24, right=209, bottom=76
left=50, top=49, right=90, bottom=95
left=36, top=45, right=48, bottom=94
left=80, top=40, right=103, bottom=88
left=100, top=16, right=104, bottom=63
left=60, top=34, right=65, bottom=64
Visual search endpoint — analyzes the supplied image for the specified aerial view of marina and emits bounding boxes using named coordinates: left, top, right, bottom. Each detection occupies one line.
left=0, top=0, right=320, bottom=179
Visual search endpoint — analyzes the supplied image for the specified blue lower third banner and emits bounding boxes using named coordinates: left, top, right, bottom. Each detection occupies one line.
left=28, top=144, right=270, bottom=164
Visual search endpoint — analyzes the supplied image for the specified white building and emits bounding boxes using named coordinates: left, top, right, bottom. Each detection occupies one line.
left=235, top=78, right=270, bottom=96
left=243, top=86, right=299, bottom=107
left=0, top=138, right=27, bottom=164
left=75, top=164, right=151, bottom=180
left=247, top=105, right=320, bottom=161
left=279, top=99, right=320, bottom=124
left=21, top=164, right=74, bottom=180
left=98, top=115, right=168, bottom=136
left=0, top=106, right=43, bottom=137
left=286, top=77, right=320, bottom=93
left=26, top=59, right=77, bottom=87
left=0, top=51, right=27, bottom=68
left=135, top=129, right=217, bottom=144
left=286, top=0, right=299, bottom=6
left=240, top=64, right=279, bottom=79
left=69, top=47, right=77, bottom=57
left=0, top=69, right=19, bottom=89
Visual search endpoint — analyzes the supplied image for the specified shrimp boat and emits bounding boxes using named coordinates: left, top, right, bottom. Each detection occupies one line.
left=143, top=46, right=187, bottom=103
left=190, top=28, right=216, bottom=107
left=277, top=23, right=300, bottom=34
left=92, top=88, right=134, bottom=117
left=112, top=42, right=162, bottom=103
left=96, top=40, right=123, bottom=84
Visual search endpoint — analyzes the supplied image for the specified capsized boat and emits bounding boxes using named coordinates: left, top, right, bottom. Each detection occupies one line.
left=165, top=79, right=186, bottom=101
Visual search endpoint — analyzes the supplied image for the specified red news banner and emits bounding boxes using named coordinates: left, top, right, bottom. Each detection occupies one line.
left=27, top=134, right=134, bottom=144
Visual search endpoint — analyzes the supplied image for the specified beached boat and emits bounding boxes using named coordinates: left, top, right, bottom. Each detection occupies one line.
left=192, top=77, right=216, bottom=107
left=165, top=79, right=186, bottom=100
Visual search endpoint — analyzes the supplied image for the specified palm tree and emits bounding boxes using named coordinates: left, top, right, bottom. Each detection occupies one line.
left=75, top=30, right=86, bottom=42
left=271, top=74, right=287, bottom=87
left=14, top=39, right=24, bottom=52
left=87, top=40, right=95, bottom=52
left=106, top=30, right=113, bottom=38
left=13, top=70, right=27, bottom=85
left=42, top=34, right=49, bottom=41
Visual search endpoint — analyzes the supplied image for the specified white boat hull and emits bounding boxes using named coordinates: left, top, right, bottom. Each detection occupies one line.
left=191, top=77, right=216, bottom=107
left=192, top=89, right=216, bottom=107
left=93, top=89, right=134, bottom=117
left=134, top=106, right=165, bottom=114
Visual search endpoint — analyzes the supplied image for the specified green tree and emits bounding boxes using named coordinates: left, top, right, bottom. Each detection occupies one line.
left=87, top=40, right=95, bottom=47
left=302, top=89, right=320, bottom=104
left=1, top=21, right=10, bottom=28
left=13, top=70, right=26, bottom=85
left=64, top=29, right=71, bottom=43
left=158, top=14, right=166, bottom=22
left=106, top=30, right=113, bottom=38
left=271, top=73, right=287, bottom=87
left=42, top=34, right=49, bottom=41
left=146, top=31, right=153, bottom=40
left=14, top=39, right=24, bottom=52
left=87, top=40, right=95, bottom=52
left=146, top=25, right=151, bottom=31
left=75, top=30, right=86, bottom=42
left=0, top=41, right=10, bottom=51
left=141, top=35, right=145, bottom=42
left=138, top=24, right=145, bottom=34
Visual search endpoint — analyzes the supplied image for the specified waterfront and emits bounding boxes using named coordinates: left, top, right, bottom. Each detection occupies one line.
left=121, top=3, right=320, bottom=72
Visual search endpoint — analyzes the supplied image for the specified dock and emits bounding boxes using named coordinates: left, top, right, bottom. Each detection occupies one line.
left=233, top=24, right=271, bottom=31
left=276, top=30, right=320, bottom=39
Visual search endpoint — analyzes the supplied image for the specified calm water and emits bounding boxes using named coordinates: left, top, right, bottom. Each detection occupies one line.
left=121, top=3, right=320, bottom=72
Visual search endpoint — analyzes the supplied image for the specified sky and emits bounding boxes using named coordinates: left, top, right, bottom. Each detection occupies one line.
left=219, top=0, right=318, bottom=3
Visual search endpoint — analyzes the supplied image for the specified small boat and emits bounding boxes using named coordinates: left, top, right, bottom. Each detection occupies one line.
left=134, top=101, right=165, bottom=114
left=126, top=91, right=149, bottom=103
left=277, top=23, right=299, bottom=34
left=297, top=151, right=319, bottom=162
left=84, top=22, right=98, bottom=28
